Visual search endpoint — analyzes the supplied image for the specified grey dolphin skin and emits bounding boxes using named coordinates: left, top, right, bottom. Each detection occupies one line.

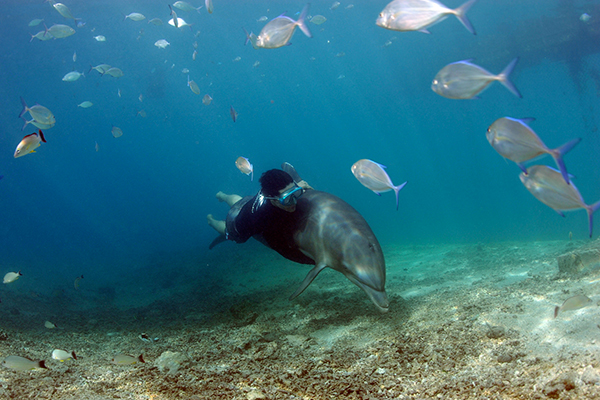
left=291, top=190, right=389, bottom=312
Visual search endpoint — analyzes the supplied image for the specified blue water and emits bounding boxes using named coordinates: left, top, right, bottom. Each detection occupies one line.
left=0, top=0, right=599, bottom=295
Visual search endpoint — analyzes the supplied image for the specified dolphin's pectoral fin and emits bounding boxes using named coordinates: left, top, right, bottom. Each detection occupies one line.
left=289, top=263, right=328, bottom=300
left=208, top=234, right=227, bottom=249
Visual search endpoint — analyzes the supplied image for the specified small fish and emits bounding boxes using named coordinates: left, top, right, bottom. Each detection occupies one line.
left=486, top=117, right=581, bottom=184
left=230, top=106, right=238, bottom=122
left=155, top=39, right=170, bottom=49
left=251, top=3, right=312, bottom=49
left=520, top=165, right=600, bottom=237
left=52, top=2, right=78, bottom=20
left=52, top=349, right=77, bottom=362
left=21, top=118, right=54, bottom=131
left=2, top=356, right=47, bottom=371
left=93, top=35, right=106, bottom=42
left=182, top=68, right=189, bottom=73
left=44, top=23, right=75, bottom=39
left=103, top=67, right=124, bottom=78
left=173, top=1, right=203, bottom=13
left=580, top=13, right=591, bottom=23
left=29, top=18, right=44, bottom=27
left=78, top=101, right=93, bottom=108
left=30, top=30, right=54, bottom=41
left=376, top=0, right=477, bottom=34
left=169, top=5, right=179, bottom=27
left=77, top=21, right=86, bottom=28
left=44, top=321, right=56, bottom=329
left=148, top=18, right=163, bottom=26
left=193, top=41, right=198, bottom=49
left=62, top=71, right=84, bottom=81
left=112, top=354, right=145, bottom=365
left=554, top=295, right=593, bottom=317
left=89, top=64, right=111, bottom=74
left=346, top=4, right=354, bottom=9
left=202, top=94, right=212, bottom=105
left=123, top=12, right=146, bottom=21
left=205, top=0, right=213, bottom=14
left=187, top=76, right=200, bottom=95
left=139, top=94, right=144, bottom=102
left=137, top=110, right=147, bottom=118
left=310, top=15, right=327, bottom=25
left=111, top=126, right=123, bottom=138
left=351, top=159, right=407, bottom=210
left=117, top=88, right=122, bottom=97
left=74, top=274, right=84, bottom=290
left=257, top=16, right=268, bottom=22
left=168, top=17, right=192, bottom=29
left=330, top=1, right=341, bottom=10
left=19, top=97, right=56, bottom=125
left=14, top=130, right=46, bottom=158
left=95, top=141, right=99, bottom=152
left=431, top=58, right=521, bottom=99
left=3, top=271, right=22, bottom=284
left=72, top=50, right=77, bottom=62
left=253, top=60, right=260, bottom=67
left=192, top=49, right=198, bottom=60
left=233, top=56, right=241, bottom=62
left=235, top=157, right=254, bottom=181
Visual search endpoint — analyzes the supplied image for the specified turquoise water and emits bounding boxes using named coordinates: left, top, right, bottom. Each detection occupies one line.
left=0, top=0, right=599, bottom=296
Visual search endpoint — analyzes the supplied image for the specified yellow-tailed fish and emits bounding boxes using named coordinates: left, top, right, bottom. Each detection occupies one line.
left=202, top=94, right=212, bottom=105
left=111, top=126, right=123, bottom=138
left=486, top=117, right=580, bottom=184
left=520, top=165, right=600, bottom=237
left=235, top=157, right=254, bottom=181
left=74, top=274, right=84, bottom=290
left=112, top=354, right=145, bottom=365
left=187, top=76, right=200, bottom=94
left=44, top=23, right=75, bottom=39
left=123, top=12, right=146, bottom=21
left=351, top=159, right=407, bottom=210
left=14, top=130, right=46, bottom=158
left=250, top=3, right=312, bottom=49
left=52, top=349, right=77, bottom=362
left=3, top=271, right=22, bottom=284
left=2, top=356, right=47, bottom=371
left=432, top=58, right=521, bottom=99
left=554, top=295, right=593, bottom=317
left=376, top=0, right=477, bottom=34
left=19, top=97, right=55, bottom=125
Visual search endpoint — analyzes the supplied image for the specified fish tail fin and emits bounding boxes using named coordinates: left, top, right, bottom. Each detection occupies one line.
left=72, top=351, right=77, bottom=360
left=29, top=33, right=35, bottom=42
left=250, top=169, right=254, bottom=182
left=39, top=130, right=46, bottom=143
left=498, top=58, right=522, bottom=98
left=551, top=138, right=581, bottom=184
left=587, top=201, right=600, bottom=238
left=454, top=0, right=478, bottom=35
left=554, top=306, right=559, bottom=318
left=122, top=13, right=127, bottom=21
left=138, top=354, right=145, bottom=363
left=197, top=6, right=203, bottom=14
left=21, top=119, right=29, bottom=131
left=297, top=3, right=312, bottom=38
left=19, top=96, right=28, bottom=120
left=37, top=360, right=48, bottom=369
left=43, top=23, right=48, bottom=37
left=393, top=181, right=408, bottom=211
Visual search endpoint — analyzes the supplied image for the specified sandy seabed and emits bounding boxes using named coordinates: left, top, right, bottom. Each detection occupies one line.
left=1, top=239, right=600, bottom=399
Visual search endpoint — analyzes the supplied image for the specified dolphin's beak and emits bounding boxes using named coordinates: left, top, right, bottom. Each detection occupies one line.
left=347, top=275, right=389, bottom=312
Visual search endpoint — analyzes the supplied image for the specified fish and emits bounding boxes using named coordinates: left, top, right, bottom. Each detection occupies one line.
left=137, top=110, right=147, bottom=118
left=3, top=271, right=22, bottom=284
left=169, top=5, right=179, bottom=27
left=257, top=16, right=268, bottom=22
left=103, top=67, right=124, bottom=78
left=72, top=51, right=76, bottom=62
left=93, top=35, right=106, bottom=42
left=251, top=3, right=312, bottom=49
left=19, top=97, right=56, bottom=125
left=89, top=64, right=111, bottom=74
left=520, top=165, right=600, bottom=238
left=117, top=88, right=121, bottom=97
left=431, top=58, right=521, bottom=99
left=30, top=30, right=54, bottom=41
left=554, top=295, right=593, bottom=317
left=148, top=18, right=163, bottom=26
left=205, top=0, right=213, bottom=14
left=112, top=354, right=145, bottom=365
left=486, top=117, right=581, bottom=184
left=230, top=106, right=238, bottom=122
left=77, top=21, right=86, bottom=28
left=2, top=356, right=47, bottom=371
left=52, top=2, right=78, bottom=21
left=95, top=141, right=99, bottom=152
left=14, top=130, right=46, bottom=158
left=29, top=18, right=44, bottom=27
left=351, top=159, right=407, bottom=210
left=192, top=49, right=198, bottom=60
left=44, top=23, right=75, bottom=39
left=21, top=118, right=54, bottom=131
left=52, top=349, right=77, bottom=362
left=310, top=15, right=327, bottom=25
left=376, top=0, right=477, bottom=34
left=182, top=68, right=189, bottom=73
left=330, top=1, right=341, bottom=10
left=123, top=12, right=146, bottom=21
left=62, top=71, right=84, bottom=81
left=111, top=126, right=123, bottom=138
left=173, top=1, right=203, bottom=13
left=202, top=94, right=212, bottom=105
left=155, top=39, right=170, bottom=49
left=187, top=76, right=200, bottom=95
left=139, top=94, right=144, bottom=102
left=44, top=321, right=56, bottom=329
left=235, top=156, right=254, bottom=181
left=74, top=274, right=84, bottom=290
left=77, top=101, right=93, bottom=108
left=168, top=17, right=192, bottom=29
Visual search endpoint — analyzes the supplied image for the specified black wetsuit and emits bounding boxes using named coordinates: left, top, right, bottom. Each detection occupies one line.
left=226, top=193, right=314, bottom=265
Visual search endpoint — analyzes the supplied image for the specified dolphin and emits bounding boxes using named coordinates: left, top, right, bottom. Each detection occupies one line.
left=290, top=190, right=389, bottom=312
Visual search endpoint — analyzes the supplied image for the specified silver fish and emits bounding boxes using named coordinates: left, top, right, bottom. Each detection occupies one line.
left=21, top=118, right=54, bottom=131
left=169, top=5, right=179, bottom=27
left=376, top=0, right=477, bottom=34
left=111, top=126, right=123, bottom=138
left=432, top=58, right=521, bottom=99
left=52, top=3, right=78, bottom=21
left=250, top=4, right=312, bottom=49
left=520, top=165, right=600, bottom=237
left=103, top=67, right=124, bottom=78
left=44, top=23, right=75, bottom=39
left=30, top=30, right=54, bottom=42
left=124, top=13, right=145, bottom=21
left=235, top=156, right=253, bottom=181
left=554, top=295, right=593, bottom=317
left=89, top=64, right=111, bottom=74
left=487, top=117, right=580, bottom=184
left=173, top=1, right=202, bottom=13
left=19, top=97, right=56, bottom=125
left=62, top=71, right=84, bottom=81
left=351, top=159, right=407, bottom=210
left=187, top=76, right=200, bottom=95
left=28, top=18, right=44, bottom=27
left=2, top=356, right=47, bottom=371
left=205, top=0, right=213, bottom=14
left=148, top=18, right=163, bottom=25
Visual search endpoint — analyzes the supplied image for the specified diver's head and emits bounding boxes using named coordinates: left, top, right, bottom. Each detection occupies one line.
left=260, top=169, right=303, bottom=212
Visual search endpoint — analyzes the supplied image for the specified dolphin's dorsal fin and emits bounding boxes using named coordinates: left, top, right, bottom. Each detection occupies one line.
left=289, top=263, right=327, bottom=300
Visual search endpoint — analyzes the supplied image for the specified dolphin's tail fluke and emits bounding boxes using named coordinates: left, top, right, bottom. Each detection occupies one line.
left=209, top=234, right=227, bottom=249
